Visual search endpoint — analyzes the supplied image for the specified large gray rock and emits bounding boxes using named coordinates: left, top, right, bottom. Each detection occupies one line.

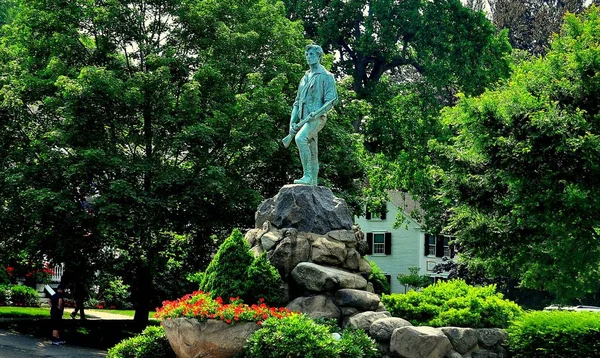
left=335, top=288, right=380, bottom=311
left=390, top=326, right=453, bottom=358
left=286, top=294, right=341, bottom=320
left=359, top=258, right=372, bottom=274
left=163, top=318, right=259, bottom=358
left=260, top=231, right=281, bottom=251
left=369, top=317, right=412, bottom=342
left=311, top=236, right=347, bottom=266
left=255, top=185, right=352, bottom=235
left=328, top=230, right=357, bottom=247
left=269, top=236, right=310, bottom=278
left=343, top=311, right=391, bottom=331
left=291, top=262, right=368, bottom=292
left=441, top=327, right=478, bottom=354
left=343, top=249, right=361, bottom=271
left=477, top=328, right=508, bottom=349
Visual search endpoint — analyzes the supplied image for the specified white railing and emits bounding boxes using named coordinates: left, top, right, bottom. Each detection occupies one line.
left=51, top=264, right=64, bottom=282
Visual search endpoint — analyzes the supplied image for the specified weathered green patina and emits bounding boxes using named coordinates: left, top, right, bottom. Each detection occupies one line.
left=283, top=44, right=338, bottom=186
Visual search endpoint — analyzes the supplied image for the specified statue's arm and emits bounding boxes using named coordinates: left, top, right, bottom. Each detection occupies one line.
left=290, top=78, right=303, bottom=132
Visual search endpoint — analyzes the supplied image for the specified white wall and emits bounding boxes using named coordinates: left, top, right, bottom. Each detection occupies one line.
left=355, top=202, right=424, bottom=293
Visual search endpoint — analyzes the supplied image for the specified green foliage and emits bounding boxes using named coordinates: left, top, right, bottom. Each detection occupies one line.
left=107, top=325, right=175, bottom=358
left=382, top=280, right=523, bottom=328
left=243, top=314, right=380, bottom=358
left=397, top=267, right=431, bottom=292
left=368, top=260, right=390, bottom=295
left=245, top=253, right=284, bottom=305
left=103, top=277, right=132, bottom=310
left=0, top=284, right=10, bottom=305
left=200, top=229, right=254, bottom=301
left=507, top=310, right=600, bottom=358
left=0, top=268, right=9, bottom=285
left=427, top=6, right=600, bottom=302
left=337, top=329, right=382, bottom=358
left=9, top=285, right=40, bottom=307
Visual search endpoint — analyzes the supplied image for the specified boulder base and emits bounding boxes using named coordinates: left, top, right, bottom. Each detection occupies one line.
left=255, top=185, right=352, bottom=235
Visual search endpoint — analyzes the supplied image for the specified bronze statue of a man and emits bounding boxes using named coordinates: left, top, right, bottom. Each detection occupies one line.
left=286, top=44, right=338, bottom=186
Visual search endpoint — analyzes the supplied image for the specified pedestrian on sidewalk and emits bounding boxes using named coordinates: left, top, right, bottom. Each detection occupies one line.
left=70, top=280, right=87, bottom=320
left=50, top=285, right=66, bottom=345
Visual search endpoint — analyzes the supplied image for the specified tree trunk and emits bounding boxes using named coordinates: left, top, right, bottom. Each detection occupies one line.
left=133, top=263, right=152, bottom=328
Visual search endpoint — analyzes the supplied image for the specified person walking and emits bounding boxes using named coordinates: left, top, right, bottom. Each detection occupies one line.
left=70, top=281, right=87, bottom=320
left=50, top=285, right=66, bottom=345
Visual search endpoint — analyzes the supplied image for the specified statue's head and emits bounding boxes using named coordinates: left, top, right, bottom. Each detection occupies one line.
left=305, top=44, right=323, bottom=64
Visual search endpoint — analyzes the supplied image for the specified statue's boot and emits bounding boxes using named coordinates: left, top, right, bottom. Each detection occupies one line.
left=294, top=144, right=313, bottom=185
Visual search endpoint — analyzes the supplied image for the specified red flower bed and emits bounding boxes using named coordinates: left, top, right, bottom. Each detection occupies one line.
left=155, top=291, right=294, bottom=325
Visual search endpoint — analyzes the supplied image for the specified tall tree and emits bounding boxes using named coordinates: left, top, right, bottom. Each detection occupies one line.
left=0, top=0, right=364, bottom=326
left=488, top=0, right=600, bottom=55
left=428, top=6, right=600, bottom=301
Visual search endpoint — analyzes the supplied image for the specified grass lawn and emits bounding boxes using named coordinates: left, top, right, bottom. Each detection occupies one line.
left=0, top=306, right=156, bottom=320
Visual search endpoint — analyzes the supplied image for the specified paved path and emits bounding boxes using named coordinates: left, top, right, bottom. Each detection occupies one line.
left=0, top=310, right=138, bottom=357
left=0, top=329, right=107, bottom=357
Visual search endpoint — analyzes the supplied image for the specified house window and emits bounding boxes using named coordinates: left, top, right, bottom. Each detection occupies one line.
left=428, top=235, right=436, bottom=257
left=443, top=237, right=451, bottom=257
left=373, top=233, right=385, bottom=254
left=366, top=232, right=392, bottom=255
left=365, top=204, right=387, bottom=220
left=424, top=234, right=455, bottom=258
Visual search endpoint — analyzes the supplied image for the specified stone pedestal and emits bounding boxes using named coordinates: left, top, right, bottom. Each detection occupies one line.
left=162, top=318, right=259, bottom=358
left=246, top=185, right=380, bottom=324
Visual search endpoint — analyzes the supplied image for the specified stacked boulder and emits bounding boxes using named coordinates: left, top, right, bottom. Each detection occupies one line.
left=245, top=184, right=382, bottom=323
left=246, top=185, right=510, bottom=358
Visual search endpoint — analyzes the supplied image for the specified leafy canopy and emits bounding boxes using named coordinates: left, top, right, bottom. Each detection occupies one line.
left=428, top=6, right=600, bottom=302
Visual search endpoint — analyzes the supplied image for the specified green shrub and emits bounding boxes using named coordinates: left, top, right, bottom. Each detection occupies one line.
left=243, top=314, right=381, bottom=358
left=0, top=267, right=10, bottom=285
left=245, top=253, right=284, bottom=305
left=507, top=310, right=600, bottom=357
left=368, top=261, right=390, bottom=295
left=0, top=284, right=11, bottom=306
left=9, top=285, right=40, bottom=307
left=382, top=279, right=522, bottom=328
left=200, top=229, right=254, bottom=301
left=244, top=314, right=338, bottom=357
left=103, top=276, right=132, bottom=309
left=338, top=329, right=381, bottom=358
left=107, top=325, right=175, bottom=358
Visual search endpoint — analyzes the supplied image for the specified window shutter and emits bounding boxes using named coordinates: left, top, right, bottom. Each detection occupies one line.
left=385, top=275, right=391, bottom=285
left=424, top=234, right=430, bottom=256
left=436, top=235, right=445, bottom=258
left=366, top=232, right=373, bottom=255
left=366, top=210, right=372, bottom=220
left=380, top=210, right=386, bottom=220
left=450, top=242, right=456, bottom=259
left=384, top=232, right=392, bottom=255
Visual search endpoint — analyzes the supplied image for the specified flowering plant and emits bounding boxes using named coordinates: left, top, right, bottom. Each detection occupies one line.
left=155, top=290, right=294, bottom=325
left=25, top=264, right=53, bottom=284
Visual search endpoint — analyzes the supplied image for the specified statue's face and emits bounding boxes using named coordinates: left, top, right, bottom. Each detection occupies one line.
left=306, top=48, right=320, bottom=66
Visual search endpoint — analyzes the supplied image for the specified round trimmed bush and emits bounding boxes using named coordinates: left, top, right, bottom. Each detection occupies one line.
left=107, top=325, right=175, bottom=358
left=508, top=310, right=600, bottom=357
left=382, top=279, right=523, bottom=328
left=10, top=285, right=40, bottom=307
left=244, top=314, right=339, bottom=357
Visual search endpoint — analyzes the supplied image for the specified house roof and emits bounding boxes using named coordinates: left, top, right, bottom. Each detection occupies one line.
left=387, top=190, right=425, bottom=225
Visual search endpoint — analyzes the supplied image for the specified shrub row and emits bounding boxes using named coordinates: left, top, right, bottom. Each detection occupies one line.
left=381, top=279, right=523, bottom=328
left=0, top=284, right=40, bottom=307
left=508, top=310, right=600, bottom=357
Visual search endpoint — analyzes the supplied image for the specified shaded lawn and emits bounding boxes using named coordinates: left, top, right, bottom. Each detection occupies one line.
left=0, top=307, right=156, bottom=320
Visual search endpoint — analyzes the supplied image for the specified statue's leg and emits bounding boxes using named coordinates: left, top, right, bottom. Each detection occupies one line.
left=293, top=123, right=313, bottom=185
left=309, top=135, right=319, bottom=186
